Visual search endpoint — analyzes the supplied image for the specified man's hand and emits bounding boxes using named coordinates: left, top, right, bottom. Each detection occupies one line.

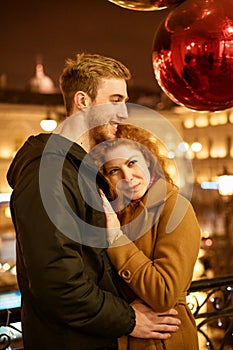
left=130, top=301, right=181, bottom=340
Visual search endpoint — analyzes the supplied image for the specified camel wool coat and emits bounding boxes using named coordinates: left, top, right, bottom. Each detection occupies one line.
left=107, top=179, right=201, bottom=350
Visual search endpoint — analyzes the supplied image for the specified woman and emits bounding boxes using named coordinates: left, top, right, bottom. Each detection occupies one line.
left=91, top=124, right=201, bottom=350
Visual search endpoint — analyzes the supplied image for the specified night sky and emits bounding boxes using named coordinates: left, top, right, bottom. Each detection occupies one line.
left=0, top=0, right=170, bottom=92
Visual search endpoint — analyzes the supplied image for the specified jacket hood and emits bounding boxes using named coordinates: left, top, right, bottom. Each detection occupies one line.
left=7, top=133, right=87, bottom=189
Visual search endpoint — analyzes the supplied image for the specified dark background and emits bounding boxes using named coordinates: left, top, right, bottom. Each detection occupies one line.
left=0, top=0, right=171, bottom=92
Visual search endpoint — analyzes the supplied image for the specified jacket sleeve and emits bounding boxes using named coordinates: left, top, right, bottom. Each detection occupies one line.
left=107, top=191, right=201, bottom=312
left=13, top=153, right=135, bottom=337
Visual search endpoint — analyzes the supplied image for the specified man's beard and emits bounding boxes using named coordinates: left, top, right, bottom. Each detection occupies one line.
left=89, top=124, right=115, bottom=145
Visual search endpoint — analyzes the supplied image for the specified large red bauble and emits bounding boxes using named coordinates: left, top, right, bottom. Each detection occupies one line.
left=152, top=0, right=233, bottom=111
left=107, top=0, right=183, bottom=11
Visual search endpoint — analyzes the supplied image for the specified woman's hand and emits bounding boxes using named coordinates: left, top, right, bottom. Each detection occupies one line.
left=99, top=189, right=123, bottom=244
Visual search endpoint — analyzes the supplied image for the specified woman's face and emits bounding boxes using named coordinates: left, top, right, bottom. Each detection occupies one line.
left=104, top=144, right=151, bottom=200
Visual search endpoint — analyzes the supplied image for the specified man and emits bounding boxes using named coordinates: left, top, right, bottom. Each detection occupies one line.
left=7, top=53, right=180, bottom=350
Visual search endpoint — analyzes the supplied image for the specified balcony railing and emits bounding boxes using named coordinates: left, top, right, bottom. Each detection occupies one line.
left=188, top=275, right=233, bottom=349
left=0, top=275, right=233, bottom=350
left=0, top=307, right=21, bottom=349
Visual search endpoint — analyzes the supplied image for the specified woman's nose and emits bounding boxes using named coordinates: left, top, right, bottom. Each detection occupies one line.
left=122, top=169, right=133, bottom=182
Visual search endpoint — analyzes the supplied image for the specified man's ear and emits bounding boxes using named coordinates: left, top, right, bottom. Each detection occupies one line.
left=74, top=91, right=89, bottom=110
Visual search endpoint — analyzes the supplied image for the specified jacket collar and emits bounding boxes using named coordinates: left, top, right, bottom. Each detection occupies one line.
left=140, top=178, right=175, bottom=209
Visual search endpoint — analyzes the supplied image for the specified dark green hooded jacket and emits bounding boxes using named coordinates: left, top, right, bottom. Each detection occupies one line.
left=7, top=133, right=135, bottom=350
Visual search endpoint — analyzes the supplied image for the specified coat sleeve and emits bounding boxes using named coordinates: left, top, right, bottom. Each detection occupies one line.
left=13, top=153, right=135, bottom=337
left=107, top=191, right=201, bottom=312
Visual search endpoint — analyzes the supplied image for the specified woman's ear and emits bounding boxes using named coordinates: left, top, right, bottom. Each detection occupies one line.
left=74, top=91, right=90, bottom=111
left=145, top=158, right=150, bottom=168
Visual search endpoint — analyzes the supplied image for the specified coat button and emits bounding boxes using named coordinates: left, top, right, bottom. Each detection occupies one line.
left=121, top=269, right=131, bottom=280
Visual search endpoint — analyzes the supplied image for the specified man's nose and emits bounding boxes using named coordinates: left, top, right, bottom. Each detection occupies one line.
left=116, top=102, right=128, bottom=120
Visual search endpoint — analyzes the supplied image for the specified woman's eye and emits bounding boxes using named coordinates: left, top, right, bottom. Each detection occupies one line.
left=108, top=168, right=119, bottom=175
left=128, top=160, right=138, bottom=167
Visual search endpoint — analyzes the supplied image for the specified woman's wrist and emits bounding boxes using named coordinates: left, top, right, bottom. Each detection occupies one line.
left=108, top=229, right=123, bottom=245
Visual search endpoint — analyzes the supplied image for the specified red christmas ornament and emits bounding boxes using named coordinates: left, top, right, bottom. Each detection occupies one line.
left=152, top=0, right=233, bottom=111
left=107, top=0, right=183, bottom=11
